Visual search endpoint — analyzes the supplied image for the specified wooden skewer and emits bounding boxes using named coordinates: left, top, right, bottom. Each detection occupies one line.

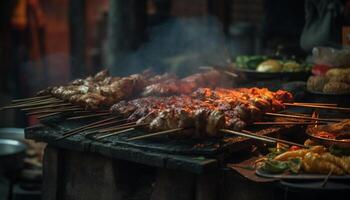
left=253, top=121, right=327, bottom=125
left=265, top=112, right=341, bottom=122
left=95, top=122, right=138, bottom=133
left=11, top=95, right=52, bottom=103
left=37, top=112, right=62, bottom=119
left=2, top=98, right=58, bottom=109
left=61, top=118, right=126, bottom=137
left=21, top=103, right=74, bottom=111
left=7, top=98, right=56, bottom=108
left=240, top=130, right=307, bottom=148
left=73, top=110, right=110, bottom=114
left=84, top=122, right=146, bottom=136
left=12, top=97, right=58, bottom=105
left=284, top=103, right=350, bottom=112
left=291, top=102, right=338, bottom=107
left=224, top=70, right=238, bottom=78
left=26, top=107, right=82, bottom=115
left=66, top=112, right=112, bottom=120
left=198, top=66, right=238, bottom=78
left=127, top=128, right=183, bottom=141
left=94, top=128, right=135, bottom=140
left=62, top=117, right=120, bottom=135
left=55, top=120, right=124, bottom=141
left=220, top=129, right=307, bottom=148
left=2, top=99, right=64, bottom=109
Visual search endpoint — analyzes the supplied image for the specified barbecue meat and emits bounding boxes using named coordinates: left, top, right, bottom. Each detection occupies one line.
left=206, top=110, right=225, bottom=137
left=111, top=87, right=293, bottom=138
left=141, top=70, right=221, bottom=97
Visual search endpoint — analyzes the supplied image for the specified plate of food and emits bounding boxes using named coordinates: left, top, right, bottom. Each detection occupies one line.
left=255, top=144, right=350, bottom=180
left=231, top=55, right=311, bottom=80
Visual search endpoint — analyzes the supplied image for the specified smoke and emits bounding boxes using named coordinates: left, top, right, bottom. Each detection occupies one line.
left=110, top=16, right=234, bottom=77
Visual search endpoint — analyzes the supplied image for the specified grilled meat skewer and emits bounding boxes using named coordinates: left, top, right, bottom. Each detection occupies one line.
left=110, top=87, right=293, bottom=138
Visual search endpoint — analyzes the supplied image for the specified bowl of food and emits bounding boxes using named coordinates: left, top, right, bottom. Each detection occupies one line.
left=306, top=120, right=350, bottom=149
left=231, top=55, right=311, bottom=81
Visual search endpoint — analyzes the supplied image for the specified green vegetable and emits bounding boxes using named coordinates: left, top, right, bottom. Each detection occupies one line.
left=234, top=55, right=311, bottom=72
left=261, top=159, right=289, bottom=174
left=260, top=157, right=302, bottom=174
left=287, top=158, right=302, bottom=174
left=235, top=55, right=268, bottom=70
left=260, top=148, right=302, bottom=174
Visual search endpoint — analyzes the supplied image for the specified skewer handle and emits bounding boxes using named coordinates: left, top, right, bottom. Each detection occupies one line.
left=95, top=128, right=135, bottom=140
left=265, top=112, right=341, bottom=122
left=127, top=128, right=183, bottom=141
left=220, top=129, right=306, bottom=148
left=284, top=103, right=350, bottom=112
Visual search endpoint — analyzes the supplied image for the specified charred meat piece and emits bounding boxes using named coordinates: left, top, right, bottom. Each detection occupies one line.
left=141, top=70, right=221, bottom=97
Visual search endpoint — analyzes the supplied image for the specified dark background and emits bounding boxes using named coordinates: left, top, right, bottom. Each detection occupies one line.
left=0, top=0, right=306, bottom=127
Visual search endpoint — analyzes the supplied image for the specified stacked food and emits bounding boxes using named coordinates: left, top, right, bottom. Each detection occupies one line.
left=307, top=68, right=350, bottom=94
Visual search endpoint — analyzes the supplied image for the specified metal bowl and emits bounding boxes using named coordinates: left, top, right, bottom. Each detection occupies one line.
left=231, top=67, right=310, bottom=81
left=306, top=127, right=350, bottom=149
left=0, top=128, right=25, bottom=141
left=0, top=139, right=27, bottom=174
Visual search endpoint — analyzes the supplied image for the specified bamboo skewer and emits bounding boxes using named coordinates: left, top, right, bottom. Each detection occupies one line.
left=73, top=110, right=110, bottom=114
left=253, top=121, right=327, bottom=125
left=85, top=122, right=147, bottom=137
left=21, top=103, right=73, bottom=111
left=284, top=103, right=350, bottom=112
left=26, top=107, right=82, bottom=115
left=241, top=130, right=307, bottom=148
left=220, top=129, right=307, bottom=148
left=55, top=118, right=126, bottom=141
left=66, top=112, right=112, bottom=120
left=61, top=117, right=120, bottom=135
left=198, top=66, right=238, bottom=78
left=291, top=102, right=338, bottom=107
left=37, top=112, right=62, bottom=119
left=11, top=95, right=52, bottom=103
left=265, top=112, right=341, bottom=122
left=11, top=97, right=59, bottom=105
left=127, top=128, right=183, bottom=141
left=94, top=128, right=136, bottom=140
left=224, top=71, right=238, bottom=78
left=61, top=118, right=126, bottom=136
left=7, top=97, right=56, bottom=107
left=93, top=122, right=138, bottom=133
left=1, top=99, right=64, bottom=109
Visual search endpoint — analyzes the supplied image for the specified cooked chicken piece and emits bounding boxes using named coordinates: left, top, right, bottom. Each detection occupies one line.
left=206, top=110, right=225, bottom=137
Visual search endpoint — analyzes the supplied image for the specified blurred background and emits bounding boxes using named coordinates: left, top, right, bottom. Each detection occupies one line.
left=1, top=1, right=350, bottom=199
left=0, top=0, right=337, bottom=128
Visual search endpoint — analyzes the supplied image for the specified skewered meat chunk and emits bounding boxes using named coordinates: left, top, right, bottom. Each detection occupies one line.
left=36, top=69, right=180, bottom=110
left=141, top=70, right=221, bottom=97
left=206, top=110, right=225, bottom=137
left=110, top=87, right=292, bottom=138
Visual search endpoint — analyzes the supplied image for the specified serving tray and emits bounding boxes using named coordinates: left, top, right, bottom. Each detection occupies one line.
left=256, top=168, right=350, bottom=180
